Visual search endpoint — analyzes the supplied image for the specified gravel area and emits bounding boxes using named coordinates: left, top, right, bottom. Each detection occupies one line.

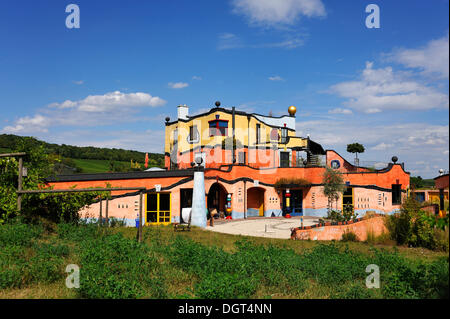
left=205, top=216, right=320, bottom=239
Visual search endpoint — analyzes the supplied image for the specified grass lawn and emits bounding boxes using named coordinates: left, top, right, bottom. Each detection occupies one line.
left=119, top=225, right=448, bottom=261
left=0, top=222, right=448, bottom=299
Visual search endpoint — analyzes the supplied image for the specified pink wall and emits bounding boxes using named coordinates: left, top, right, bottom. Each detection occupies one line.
left=290, top=216, right=387, bottom=241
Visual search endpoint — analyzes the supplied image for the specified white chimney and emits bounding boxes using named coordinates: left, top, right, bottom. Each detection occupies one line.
left=177, top=104, right=189, bottom=120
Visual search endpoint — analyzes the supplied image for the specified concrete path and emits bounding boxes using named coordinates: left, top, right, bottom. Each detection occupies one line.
left=205, top=216, right=320, bottom=239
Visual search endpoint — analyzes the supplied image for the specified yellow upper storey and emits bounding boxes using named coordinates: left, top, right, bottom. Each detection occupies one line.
left=164, top=107, right=308, bottom=155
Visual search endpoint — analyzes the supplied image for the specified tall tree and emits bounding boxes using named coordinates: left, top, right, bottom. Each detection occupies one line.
left=347, top=143, right=365, bottom=165
left=0, top=139, right=105, bottom=224
left=322, top=166, right=345, bottom=211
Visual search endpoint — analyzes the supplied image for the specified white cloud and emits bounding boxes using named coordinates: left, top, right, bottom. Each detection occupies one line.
left=231, top=0, right=326, bottom=27
left=2, top=91, right=167, bottom=134
left=218, top=32, right=305, bottom=50
left=328, top=108, right=352, bottom=114
left=168, top=82, right=189, bottom=89
left=192, top=76, right=202, bottom=80
left=296, top=119, right=449, bottom=177
left=49, top=91, right=166, bottom=112
left=217, top=33, right=244, bottom=50
left=371, top=143, right=394, bottom=151
left=388, top=33, right=449, bottom=79
left=3, top=114, right=49, bottom=133
left=256, top=36, right=305, bottom=48
left=73, top=80, right=84, bottom=85
left=268, top=75, right=284, bottom=81
left=329, top=61, right=449, bottom=113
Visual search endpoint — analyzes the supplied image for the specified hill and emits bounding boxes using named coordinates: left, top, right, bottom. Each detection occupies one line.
left=0, top=134, right=165, bottom=174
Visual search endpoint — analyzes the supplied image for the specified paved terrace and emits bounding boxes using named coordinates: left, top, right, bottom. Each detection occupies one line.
left=205, top=216, right=320, bottom=239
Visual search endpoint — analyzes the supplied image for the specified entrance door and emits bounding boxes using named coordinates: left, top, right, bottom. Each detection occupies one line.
left=146, top=193, right=171, bottom=225
left=283, top=190, right=303, bottom=216
left=247, top=187, right=265, bottom=217
left=207, top=183, right=227, bottom=217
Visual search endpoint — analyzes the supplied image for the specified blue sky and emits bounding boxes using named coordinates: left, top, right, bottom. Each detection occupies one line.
left=0, top=0, right=448, bottom=178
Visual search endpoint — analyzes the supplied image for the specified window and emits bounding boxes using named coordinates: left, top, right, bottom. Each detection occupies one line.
left=256, top=124, right=261, bottom=144
left=281, top=128, right=288, bottom=144
left=189, top=125, right=198, bottom=142
left=209, top=120, right=228, bottom=136
left=173, top=128, right=178, bottom=143
left=343, top=187, right=353, bottom=211
left=392, top=184, right=402, bottom=205
left=331, top=160, right=340, bottom=169
left=280, top=151, right=290, bottom=168
left=238, top=152, right=246, bottom=165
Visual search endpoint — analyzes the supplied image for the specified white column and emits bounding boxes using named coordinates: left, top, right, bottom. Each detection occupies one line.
left=191, top=170, right=207, bottom=227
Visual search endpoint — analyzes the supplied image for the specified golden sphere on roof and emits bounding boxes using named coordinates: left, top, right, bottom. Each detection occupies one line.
left=288, top=105, right=297, bottom=116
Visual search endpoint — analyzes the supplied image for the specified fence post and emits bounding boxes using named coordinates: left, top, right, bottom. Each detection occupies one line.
left=138, top=190, right=143, bottom=243
left=99, top=199, right=103, bottom=226
left=17, top=157, right=23, bottom=212
left=105, top=197, right=109, bottom=227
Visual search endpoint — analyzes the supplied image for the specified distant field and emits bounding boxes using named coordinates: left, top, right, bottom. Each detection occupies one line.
left=72, top=158, right=141, bottom=173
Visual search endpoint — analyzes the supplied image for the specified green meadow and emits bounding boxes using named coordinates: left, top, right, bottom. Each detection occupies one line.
left=0, top=220, right=448, bottom=299
left=72, top=159, right=142, bottom=174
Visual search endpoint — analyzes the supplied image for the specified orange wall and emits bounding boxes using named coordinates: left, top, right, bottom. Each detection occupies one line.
left=326, top=150, right=371, bottom=173
left=204, top=164, right=409, bottom=190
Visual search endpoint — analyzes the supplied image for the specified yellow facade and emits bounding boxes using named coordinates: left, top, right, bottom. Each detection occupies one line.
left=164, top=108, right=308, bottom=155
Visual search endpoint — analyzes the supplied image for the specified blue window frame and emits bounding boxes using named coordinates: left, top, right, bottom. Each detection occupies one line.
left=209, top=120, right=228, bottom=136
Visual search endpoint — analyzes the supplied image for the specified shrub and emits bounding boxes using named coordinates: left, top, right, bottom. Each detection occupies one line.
left=0, top=220, right=42, bottom=247
left=0, top=241, right=68, bottom=288
left=56, top=222, right=102, bottom=242
left=78, top=233, right=163, bottom=299
left=366, top=229, right=391, bottom=245
left=274, top=178, right=310, bottom=190
left=297, top=243, right=368, bottom=286
left=341, top=230, right=358, bottom=242
left=108, top=217, right=127, bottom=228
left=194, top=272, right=258, bottom=299
left=332, top=283, right=379, bottom=299
left=342, top=205, right=357, bottom=221
left=432, top=227, right=449, bottom=252
left=327, top=210, right=344, bottom=222
left=382, top=272, right=419, bottom=299
left=165, top=236, right=234, bottom=276
left=386, top=197, right=449, bottom=251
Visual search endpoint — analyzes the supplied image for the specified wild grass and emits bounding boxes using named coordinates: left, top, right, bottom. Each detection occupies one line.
left=0, top=221, right=448, bottom=299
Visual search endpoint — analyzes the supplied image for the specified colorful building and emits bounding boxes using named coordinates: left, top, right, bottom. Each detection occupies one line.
left=434, top=171, right=449, bottom=216
left=47, top=102, right=410, bottom=226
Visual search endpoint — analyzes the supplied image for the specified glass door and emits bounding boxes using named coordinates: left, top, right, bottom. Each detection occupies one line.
left=146, top=193, right=171, bottom=225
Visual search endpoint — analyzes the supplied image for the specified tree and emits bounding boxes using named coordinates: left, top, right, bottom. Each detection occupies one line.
left=322, top=166, right=345, bottom=211
left=0, top=140, right=104, bottom=224
left=410, top=176, right=424, bottom=190
left=347, top=143, right=365, bottom=166
left=347, top=143, right=365, bottom=159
